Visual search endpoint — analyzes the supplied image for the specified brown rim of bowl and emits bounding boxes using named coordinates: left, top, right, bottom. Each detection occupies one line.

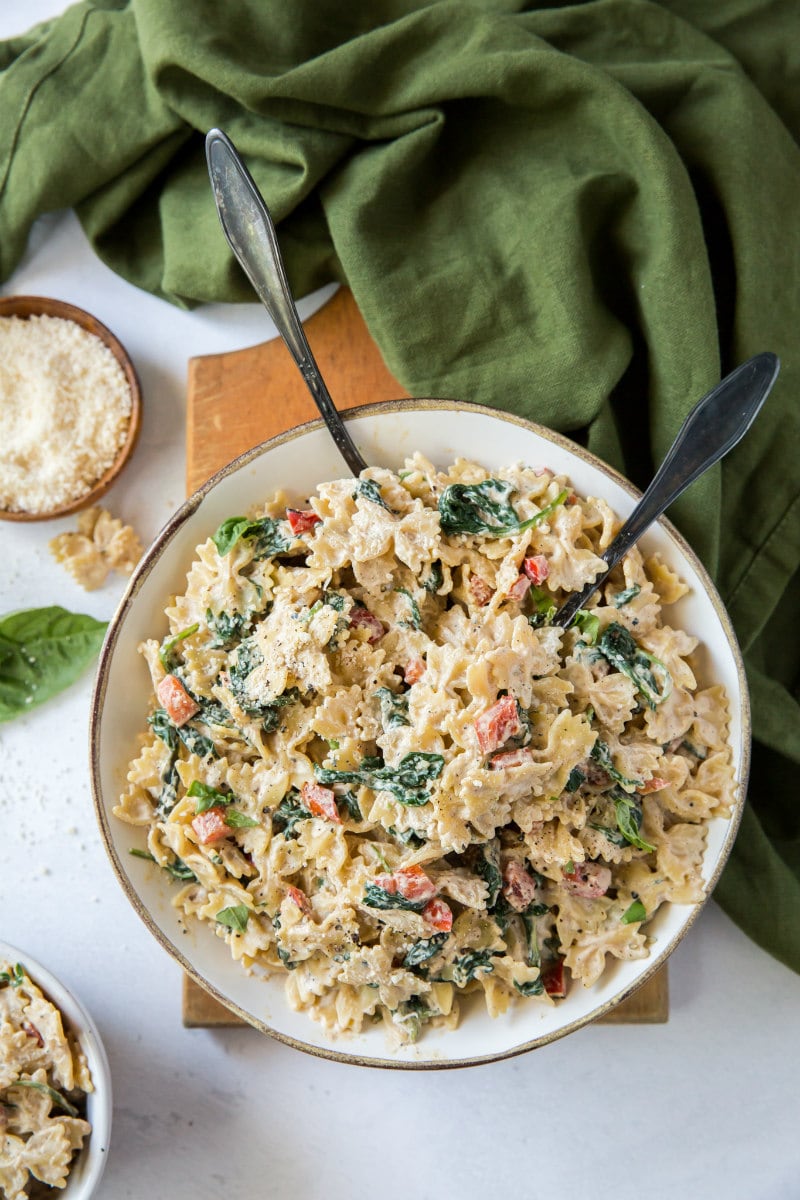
left=90, top=399, right=750, bottom=1070
left=0, top=295, right=142, bottom=522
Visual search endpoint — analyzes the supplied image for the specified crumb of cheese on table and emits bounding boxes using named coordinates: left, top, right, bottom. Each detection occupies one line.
left=0, top=314, right=132, bottom=514
left=50, top=506, right=143, bottom=590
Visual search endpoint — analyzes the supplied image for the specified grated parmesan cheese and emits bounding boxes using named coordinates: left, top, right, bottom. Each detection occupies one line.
left=0, top=314, right=133, bottom=513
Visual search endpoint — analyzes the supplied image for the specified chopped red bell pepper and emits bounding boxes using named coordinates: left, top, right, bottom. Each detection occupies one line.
left=191, top=806, right=230, bottom=845
left=422, top=897, right=453, bottom=932
left=404, top=656, right=426, bottom=685
left=474, top=694, right=521, bottom=754
left=349, top=606, right=385, bottom=644
left=286, top=507, right=321, bottom=535
left=301, top=781, right=341, bottom=823
left=523, top=554, right=549, bottom=584
left=156, top=674, right=199, bottom=727
left=285, top=884, right=312, bottom=914
left=542, top=959, right=567, bottom=998
left=489, top=747, right=532, bottom=770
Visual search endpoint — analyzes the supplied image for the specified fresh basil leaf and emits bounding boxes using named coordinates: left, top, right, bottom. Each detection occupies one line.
left=597, top=622, right=672, bottom=709
left=10, top=1079, right=79, bottom=1118
left=613, top=584, right=641, bottom=608
left=403, top=933, right=450, bottom=968
left=158, top=624, right=199, bottom=672
left=590, top=738, right=642, bottom=791
left=573, top=610, right=600, bottom=644
left=0, top=607, right=107, bottom=723
left=374, top=687, right=410, bottom=730
left=438, top=479, right=568, bottom=539
left=0, top=963, right=25, bottom=988
left=315, top=750, right=444, bottom=808
left=395, top=588, right=421, bottom=630
left=187, top=779, right=233, bottom=812
left=223, top=808, right=260, bottom=829
left=526, top=584, right=557, bottom=629
left=621, top=899, right=647, bottom=924
left=216, top=904, right=250, bottom=933
left=212, top=515, right=292, bottom=559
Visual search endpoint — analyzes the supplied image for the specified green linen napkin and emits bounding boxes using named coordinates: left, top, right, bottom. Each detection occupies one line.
left=1, top=0, right=798, bottom=970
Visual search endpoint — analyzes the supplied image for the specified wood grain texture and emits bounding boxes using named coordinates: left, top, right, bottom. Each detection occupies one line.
left=183, top=285, right=668, bottom=1031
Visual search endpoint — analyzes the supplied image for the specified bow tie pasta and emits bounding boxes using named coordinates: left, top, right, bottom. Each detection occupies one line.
left=116, top=456, right=734, bottom=1045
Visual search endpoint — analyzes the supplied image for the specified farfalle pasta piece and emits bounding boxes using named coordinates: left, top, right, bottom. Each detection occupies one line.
left=49, top=505, right=143, bottom=590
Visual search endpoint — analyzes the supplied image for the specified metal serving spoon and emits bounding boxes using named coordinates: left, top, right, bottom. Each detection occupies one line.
left=554, top=351, right=780, bottom=627
left=205, top=128, right=369, bottom=476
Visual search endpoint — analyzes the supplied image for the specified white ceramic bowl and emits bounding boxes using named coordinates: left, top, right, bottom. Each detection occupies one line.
left=91, top=401, right=748, bottom=1068
left=0, top=940, right=112, bottom=1196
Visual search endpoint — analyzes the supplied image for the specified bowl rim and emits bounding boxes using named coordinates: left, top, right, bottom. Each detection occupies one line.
left=0, top=938, right=112, bottom=1196
left=0, top=294, right=142, bottom=522
left=90, top=398, right=750, bottom=1069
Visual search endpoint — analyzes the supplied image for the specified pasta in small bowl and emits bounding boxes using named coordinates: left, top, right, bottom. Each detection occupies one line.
left=90, top=402, right=747, bottom=1067
left=0, top=941, right=112, bottom=1198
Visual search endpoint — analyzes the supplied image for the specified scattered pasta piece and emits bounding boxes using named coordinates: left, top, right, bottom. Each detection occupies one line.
left=49, top=506, right=143, bottom=590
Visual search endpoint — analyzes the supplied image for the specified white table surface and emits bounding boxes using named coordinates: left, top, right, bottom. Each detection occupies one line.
left=2, top=4, right=799, bottom=1197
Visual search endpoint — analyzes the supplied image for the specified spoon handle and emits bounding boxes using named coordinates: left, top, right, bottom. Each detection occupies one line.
left=554, top=352, right=780, bottom=628
left=205, top=129, right=368, bottom=476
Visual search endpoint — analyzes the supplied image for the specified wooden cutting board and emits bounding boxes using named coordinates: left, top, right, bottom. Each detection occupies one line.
left=183, top=286, right=668, bottom=1028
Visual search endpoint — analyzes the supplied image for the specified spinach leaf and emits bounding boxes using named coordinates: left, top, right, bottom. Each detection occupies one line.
left=395, top=588, right=421, bottom=630
left=216, top=904, right=250, bottom=933
left=565, top=766, right=586, bottom=793
left=212, top=515, right=293, bottom=559
left=187, top=780, right=232, bottom=813
left=338, top=790, right=362, bottom=822
left=597, top=622, right=672, bottom=709
left=621, top=899, right=647, bottom=924
left=260, top=687, right=301, bottom=734
left=680, top=738, right=707, bottom=760
left=272, top=916, right=297, bottom=970
left=450, top=949, right=495, bottom=987
left=393, top=996, right=434, bottom=1042
left=387, top=826, right=426, bottom=848
left=521, top=909, right=540, bottom=968
left=197, top=699, right=234, bottom=729
left=206, top=608, right=249, bottom=648
left=228, top=640, right=265, bottom=714
left=9, top=1079, right=79, bottom=1118
left=0, top=607, right=107, bottom=723
left=0, top=963, right=25, bottom=988
left=588, top=822, right=627, bottom=848
left=612, top=788, right=656, bottom=852
left=421, top=560, right=443, bottom=594
left=363, top=882, right=428, bottom=913
left=129, top=848, right=198, bottom=882
left=526, top=585, right=557, bottom=629
left=147, top=709, right=181, bottom=815
left=321, top=590, right=347, bottom=612
left=572, top=610, right=600, bottom=644
left=353, top=478, right=395, bottom=512
left=403, top=933, right=450, bottom=968
left=158, top=624, right=199, bottom=672
left=475, top=839, right=503, bottom=907
left=149, top=706, right=215, bottom=761
left=177, top=723, right=216, bottom=759
left=272, top=792, right=312, bottom=839
left=315, top=751, right=444, bottom=808
left=590, top=738, right=642, bottom=791
left=514, top=977, right=545, bottom=997
left=438, top=479, right=568, bottom=539
left=374, top=687, right=410, bottom=730
left=613, top=583, right=641, bottom=608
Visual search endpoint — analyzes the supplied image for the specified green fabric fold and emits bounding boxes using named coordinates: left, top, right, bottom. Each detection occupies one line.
left=1, top=0, right=798, bottom=970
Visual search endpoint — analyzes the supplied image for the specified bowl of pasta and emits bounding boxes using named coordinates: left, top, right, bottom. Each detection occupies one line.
left=91, top=401, right=746, bottom=1068
left=0, top=941, right=112, bottom=1197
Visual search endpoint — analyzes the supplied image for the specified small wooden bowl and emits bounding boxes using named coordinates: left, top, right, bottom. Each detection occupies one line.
left=0, top=296, right=142, bottom=522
